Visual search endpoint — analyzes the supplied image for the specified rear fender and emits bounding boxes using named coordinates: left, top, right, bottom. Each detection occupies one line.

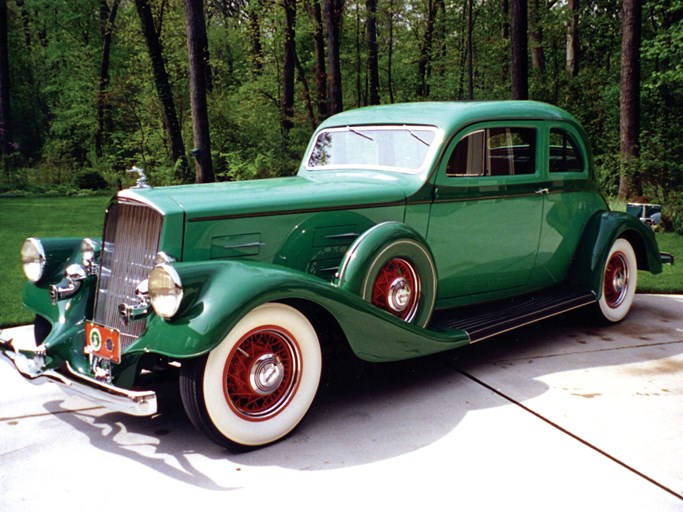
left=568, top=211, right=662, bottom=295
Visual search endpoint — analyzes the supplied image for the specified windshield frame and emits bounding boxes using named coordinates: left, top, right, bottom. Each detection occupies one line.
left=304, top=124, right=443, bottom=175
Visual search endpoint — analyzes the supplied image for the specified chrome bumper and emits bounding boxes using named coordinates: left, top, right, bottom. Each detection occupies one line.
left=0, top=338, right=157, bottom=417
left=661, top=252, right=675, bottom=265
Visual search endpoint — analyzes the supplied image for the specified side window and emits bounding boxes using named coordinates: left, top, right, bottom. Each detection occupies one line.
left=549, top=128, right=584, bottom=173
left=447, top=127, right=536, bottom=177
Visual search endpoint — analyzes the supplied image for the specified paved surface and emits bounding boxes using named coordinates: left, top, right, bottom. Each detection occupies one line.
left=1, top=294, right=682, bottom=511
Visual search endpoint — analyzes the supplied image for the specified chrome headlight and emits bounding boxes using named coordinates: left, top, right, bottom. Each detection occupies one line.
left=149, top=264, right=183, bottom=319
left=21, top=238, right=46, bottom=283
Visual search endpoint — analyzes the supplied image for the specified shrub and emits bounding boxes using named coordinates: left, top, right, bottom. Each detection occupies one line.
left=74, top=171, right=108, bottom=190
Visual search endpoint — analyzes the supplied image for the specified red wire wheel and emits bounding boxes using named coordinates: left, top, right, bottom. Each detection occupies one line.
left=181, top=303, right=321, bottom=447
left=596, top=238, right=637, bottom=323
left=371, top=258, right=420, bottom=322
left=223, top=326, right=300, bottom=421
left=603, top=251, right=630, bottom=309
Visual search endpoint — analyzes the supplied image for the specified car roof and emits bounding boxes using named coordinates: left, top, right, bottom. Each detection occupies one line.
left=317, top=101, right=581, bottom=134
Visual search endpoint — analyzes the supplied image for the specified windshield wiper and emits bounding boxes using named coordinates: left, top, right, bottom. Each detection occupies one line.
left=347, top=127, right=374, bottom=141
left=406, top=127, right=430, bottom=146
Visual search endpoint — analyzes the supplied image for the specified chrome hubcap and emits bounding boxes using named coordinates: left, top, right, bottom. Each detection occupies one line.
left=612, top=271, right=626, bottom=296
left=249, top=353, right=286, bottom=396
left=388, top=277, right=412, bottom=313
left=605, top=252, right=629, bottom=308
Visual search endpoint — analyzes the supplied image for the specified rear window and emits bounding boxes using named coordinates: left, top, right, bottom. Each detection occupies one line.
left=549, top=129, right=584, bottom=173
left=447, top=127, right=536, bottom=177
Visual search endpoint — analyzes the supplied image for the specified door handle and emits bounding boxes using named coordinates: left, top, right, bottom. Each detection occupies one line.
left=535, top=188, right=549, bottom=195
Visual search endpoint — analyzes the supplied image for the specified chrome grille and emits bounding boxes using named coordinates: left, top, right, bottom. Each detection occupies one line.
left=93, top=199, right=163, bottom=349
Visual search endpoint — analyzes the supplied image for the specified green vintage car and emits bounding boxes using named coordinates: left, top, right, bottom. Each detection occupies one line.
left=2, top=101, right=673, bottom=448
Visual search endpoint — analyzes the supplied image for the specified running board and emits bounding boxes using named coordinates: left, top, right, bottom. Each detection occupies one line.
left=429, top=289, right=597, bottom=343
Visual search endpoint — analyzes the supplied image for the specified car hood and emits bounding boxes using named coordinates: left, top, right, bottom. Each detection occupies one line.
left=120, top=171, right=416, bottom=220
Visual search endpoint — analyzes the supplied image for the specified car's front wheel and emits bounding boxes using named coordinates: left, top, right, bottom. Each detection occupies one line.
left=595, top=238, right=638, bottom=323
left=180, top=302, right=322, bottom=448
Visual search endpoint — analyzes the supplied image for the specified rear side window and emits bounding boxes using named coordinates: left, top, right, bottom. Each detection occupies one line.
left=549, top=129, right=584, bottom=173
left=447, top=127, right=536, bottom=177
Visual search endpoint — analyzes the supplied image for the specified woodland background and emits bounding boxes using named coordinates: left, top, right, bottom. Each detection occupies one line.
left=0, top=0, right=681, bottom=230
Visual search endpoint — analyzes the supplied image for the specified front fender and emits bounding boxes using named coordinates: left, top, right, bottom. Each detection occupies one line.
left=568, top=210, right=662, bottom=294
left=128, top=260, right=469, bottom=362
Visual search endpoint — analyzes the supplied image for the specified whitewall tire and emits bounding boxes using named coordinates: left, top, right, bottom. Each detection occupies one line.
left=596, top=238, right=637, bottom=323
left=181, top=303, right=322, bottom=448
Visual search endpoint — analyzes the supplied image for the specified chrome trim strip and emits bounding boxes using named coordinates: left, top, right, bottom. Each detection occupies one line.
left=325, top=232, right=359, bottom=240
left=1, top=343, right=157, bottom=417
left=116, top=189, right=166, bottom=214
left=224, top=241, right=266, bottom=250
left=188, top=199, right=406, bottom=223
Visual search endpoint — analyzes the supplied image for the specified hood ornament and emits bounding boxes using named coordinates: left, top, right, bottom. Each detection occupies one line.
left=127, top=166, right=151, bottom=189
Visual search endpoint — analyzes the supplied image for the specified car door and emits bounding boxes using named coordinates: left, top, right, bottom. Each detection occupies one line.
left=527, top=123, right=608, bottom=289
left=426, top=122, right=545, bottom=306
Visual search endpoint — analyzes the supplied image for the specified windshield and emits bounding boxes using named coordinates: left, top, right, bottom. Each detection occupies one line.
left=305, top=125, right=440, bottom=173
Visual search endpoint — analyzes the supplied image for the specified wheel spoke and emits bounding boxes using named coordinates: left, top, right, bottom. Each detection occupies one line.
left=372, top=258, right=419, bottom=321
left=223, top=327, right=300, bottom=420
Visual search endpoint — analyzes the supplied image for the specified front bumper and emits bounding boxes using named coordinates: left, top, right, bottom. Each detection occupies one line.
left=0, top=336, right=157, bottom=417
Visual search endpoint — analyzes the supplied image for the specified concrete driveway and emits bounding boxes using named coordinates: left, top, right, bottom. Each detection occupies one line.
left=1, top=294, right=682, bottom=511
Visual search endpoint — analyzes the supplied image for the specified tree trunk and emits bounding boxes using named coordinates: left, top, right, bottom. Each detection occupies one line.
left=366, top=0, right=379, bottom=105
left=96, top=0, right=120, bottom=158
left=324, top=0, right=344, bottom=114
left=15, top=0, right=32, bottom=50
left=184, top=0, right=214, bottom=183
left=295, top=53, right=317, bottom=131
left=501, top=0, right=510, bottom=82
left=281, top=0, right=296, bottom=135
left=248, top=2, right=264, bottom=76
left=355, top=1, right=362, bottom=107
left=417, top=0, right=438, bottom=97
left=387, top=0, right=395, bottom=103
left=529, top=0, right=545, bottom=73
left=0, top=0, right=12, bottom=166
left=134, top=0, right=189, bottom=181
left=566, top=0, right=580, bottom=77
left=466, top=0, right=474, bottom=99
left=456, top=0, right=466, bottom=99
left=510, top=0, right=528, bottom=100
left=618, top=0, right=642, bottom=200
left=305, top=0, right=327, bottom=120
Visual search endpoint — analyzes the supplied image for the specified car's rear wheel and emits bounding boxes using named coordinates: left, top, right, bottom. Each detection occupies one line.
left=180, top=303, right=322, bottom=448
left=596, top=238, right=637, bottom=323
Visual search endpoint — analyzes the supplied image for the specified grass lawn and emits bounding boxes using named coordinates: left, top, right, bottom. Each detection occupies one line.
left=0, top=195, right=111, bottom=327
left=637, top=231, right=682, bottom=293
left=0, top=195, right=680, bottom=328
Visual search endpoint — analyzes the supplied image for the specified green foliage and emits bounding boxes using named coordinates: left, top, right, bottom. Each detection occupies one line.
left=75, top=170, right=108, bottom=190
left=1, top=0, right=681, bottom=231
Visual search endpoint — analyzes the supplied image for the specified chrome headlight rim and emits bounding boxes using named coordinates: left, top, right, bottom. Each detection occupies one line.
left=21, top=237, right=46, bottom=283
left=149, top=264, right=184, bottom=320
left=80, top=238, right=100, bottom=266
